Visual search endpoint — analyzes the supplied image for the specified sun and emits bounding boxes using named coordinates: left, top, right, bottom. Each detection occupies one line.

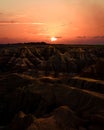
left=51, top=37, right=57, bottom=42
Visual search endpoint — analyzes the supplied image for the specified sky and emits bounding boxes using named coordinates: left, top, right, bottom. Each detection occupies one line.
left=0, top=0, right=104, bottom=44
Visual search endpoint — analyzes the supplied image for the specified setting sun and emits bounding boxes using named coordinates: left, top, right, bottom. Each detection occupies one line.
left=51, top=37, right=57, bottom=42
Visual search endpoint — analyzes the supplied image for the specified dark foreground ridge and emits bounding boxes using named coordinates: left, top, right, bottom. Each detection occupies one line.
left=0, top=44, right=104, bottom=130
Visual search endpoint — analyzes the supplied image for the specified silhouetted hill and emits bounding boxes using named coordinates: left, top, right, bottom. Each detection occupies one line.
left=0, top=44, right=104, bottom=130
left=81, top=58, right=104, bottom=80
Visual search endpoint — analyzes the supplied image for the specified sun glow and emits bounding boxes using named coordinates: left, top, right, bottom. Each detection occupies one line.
left=51, top=37, right=57, bottom=42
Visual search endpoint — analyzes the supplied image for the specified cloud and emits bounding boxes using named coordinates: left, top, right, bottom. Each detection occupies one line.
left=77, top=36, right=87, bottom=38
left=92, top=36, right=104, bottom=39
left=76, top=35, right=104, bottom=39
left=0, top=20, right=45, bottom=25
left=56, top=36, right=62, bottom=39
left=37, top=33, right=50, bottom=36
left=0, top=11, right=45, bottom=25
left=0, top=12, right=26, bottom=18
left=0, top=20, right=17, bottom=24
left=0, top=12, right=13, bottom=19
left=0, top=12, right=4, bottom=15
left=0, top=37, right=15, bottom=43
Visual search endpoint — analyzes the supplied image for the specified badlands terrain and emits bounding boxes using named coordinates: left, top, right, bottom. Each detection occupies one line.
left=0, top=43, right=104, bottom=130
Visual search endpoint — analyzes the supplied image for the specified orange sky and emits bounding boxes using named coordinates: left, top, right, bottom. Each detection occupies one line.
left=0, top=0, right=104, bottom=44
